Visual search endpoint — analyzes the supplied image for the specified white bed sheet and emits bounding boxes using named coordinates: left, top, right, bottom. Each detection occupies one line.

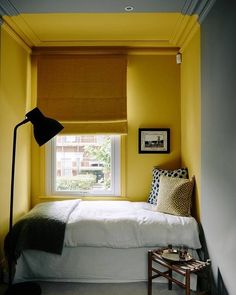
left=65, top=201, right=201, bottom=249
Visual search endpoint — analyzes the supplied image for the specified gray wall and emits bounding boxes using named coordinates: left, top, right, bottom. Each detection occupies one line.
left=201, top=0, right=236, bottom=294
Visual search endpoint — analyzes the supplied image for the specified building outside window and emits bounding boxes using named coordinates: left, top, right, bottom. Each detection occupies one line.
left=46, top=135, right=120, bottom=196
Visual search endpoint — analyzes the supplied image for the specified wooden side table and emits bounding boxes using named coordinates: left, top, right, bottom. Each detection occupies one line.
left=148, top=248, right=211, bottom=295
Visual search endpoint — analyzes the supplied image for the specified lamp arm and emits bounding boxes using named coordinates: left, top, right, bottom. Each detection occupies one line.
left=8, top=118, right=29, bottom=285
left=9, top=118, right=30, bottom=232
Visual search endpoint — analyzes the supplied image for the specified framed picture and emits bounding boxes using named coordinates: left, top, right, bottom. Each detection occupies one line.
left=138, top=128, right=170, bottom=154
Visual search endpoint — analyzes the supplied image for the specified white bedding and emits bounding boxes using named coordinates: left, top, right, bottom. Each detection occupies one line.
left=14, top=200, right=201, bottom=288
left=65, top=200, right=201, bottom=249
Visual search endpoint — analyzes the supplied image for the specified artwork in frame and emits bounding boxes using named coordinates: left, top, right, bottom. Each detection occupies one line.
left=138, top=128, right=170, bottom=154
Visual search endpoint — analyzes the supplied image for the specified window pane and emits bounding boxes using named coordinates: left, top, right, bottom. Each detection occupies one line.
left=54, top=135, right=114, bottom=194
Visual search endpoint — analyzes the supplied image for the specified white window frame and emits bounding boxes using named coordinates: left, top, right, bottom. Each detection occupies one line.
left=45, top=135, right=121, bottom=196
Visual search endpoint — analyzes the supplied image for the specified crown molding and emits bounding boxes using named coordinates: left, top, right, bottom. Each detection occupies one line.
left=178, top=19, right=200, bottom=52
left=181, top=0, right=215, bottom=20
left=32, top=40, right=177, bottom=48
left=170, top=0, right=214, bottom=51
left=2, top=14, right=179, bottom=48
left=1, top=14, right=179, bottom=48
left=3, top=15, right=40, bottom=47
left=32, top=46, right=179, bottom=56
left=0, top=0, right=19, bottom=16
left=170, top=14, right=199, bottom=48
left=2, top=22, right=31, bottom=53
left=182, top=0, right=200, bottom=15
left=0, top=0, right=215, bottom=49
left=197, top=0, right=216, bottom=23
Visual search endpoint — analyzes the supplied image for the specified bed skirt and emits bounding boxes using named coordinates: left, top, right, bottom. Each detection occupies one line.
left=14, top=246, right=198, bottom=290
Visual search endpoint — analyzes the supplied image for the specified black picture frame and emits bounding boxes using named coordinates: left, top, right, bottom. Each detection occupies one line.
left=138, top=128, right=170, bottom=154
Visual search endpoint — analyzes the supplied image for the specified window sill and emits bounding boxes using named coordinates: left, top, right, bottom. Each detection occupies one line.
left=38, top=195, right=128, bottom=201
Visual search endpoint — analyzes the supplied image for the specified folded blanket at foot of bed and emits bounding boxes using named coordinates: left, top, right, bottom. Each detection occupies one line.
left=4, top=200, right=80, bottom=262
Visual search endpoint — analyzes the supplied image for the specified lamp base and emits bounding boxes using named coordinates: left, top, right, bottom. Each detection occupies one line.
left=4, top=282, right=41, bottom=295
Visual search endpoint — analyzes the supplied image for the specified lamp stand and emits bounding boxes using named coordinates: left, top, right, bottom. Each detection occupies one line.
left=5, top=119, right=41, bottom=295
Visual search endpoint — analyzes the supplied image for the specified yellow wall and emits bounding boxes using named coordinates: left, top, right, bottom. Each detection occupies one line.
left=127, top=55, right=181, bottom=201
left=31, top=54, right=181, bottom=204
left=0, top=25, right=32, bottom=256
left=180, top=27, right=201, bottom=220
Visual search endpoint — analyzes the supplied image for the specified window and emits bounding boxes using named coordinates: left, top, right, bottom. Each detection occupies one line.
left=46, top=135, right=120, bottom=196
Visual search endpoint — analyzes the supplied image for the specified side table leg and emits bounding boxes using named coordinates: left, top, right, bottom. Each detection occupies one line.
left=185, top=269, right=190, bottom=295
left=168, top=268, right=172, bottom=290
left=148, top=251, right=152, bottom=295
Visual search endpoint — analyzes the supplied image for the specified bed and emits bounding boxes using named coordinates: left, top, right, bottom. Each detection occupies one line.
left=6, top=199, right=201, bottom=288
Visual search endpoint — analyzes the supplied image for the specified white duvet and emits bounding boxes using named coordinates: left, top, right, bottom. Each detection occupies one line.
left=64, top=200, right=201, bottom=249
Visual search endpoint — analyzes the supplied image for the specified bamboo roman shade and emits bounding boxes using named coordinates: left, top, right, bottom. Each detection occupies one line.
left=36, top=54, right=127, bottom=134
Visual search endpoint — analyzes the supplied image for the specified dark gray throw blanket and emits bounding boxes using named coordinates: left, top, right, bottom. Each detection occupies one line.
left=4, top=199, right=79, bottom=262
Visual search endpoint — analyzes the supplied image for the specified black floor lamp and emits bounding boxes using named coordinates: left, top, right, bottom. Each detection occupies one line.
left=4, top=107, right=64, bottom=295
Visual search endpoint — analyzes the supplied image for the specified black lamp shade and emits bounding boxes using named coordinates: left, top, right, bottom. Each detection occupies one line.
left=26, top=107, right=64, bottom=146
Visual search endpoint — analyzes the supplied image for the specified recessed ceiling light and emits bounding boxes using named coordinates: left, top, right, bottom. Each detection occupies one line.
left=125, top=6, right=134, bottom=12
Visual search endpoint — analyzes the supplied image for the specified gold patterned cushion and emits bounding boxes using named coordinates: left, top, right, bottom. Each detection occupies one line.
left=155, top=175, right=194, bottom=216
